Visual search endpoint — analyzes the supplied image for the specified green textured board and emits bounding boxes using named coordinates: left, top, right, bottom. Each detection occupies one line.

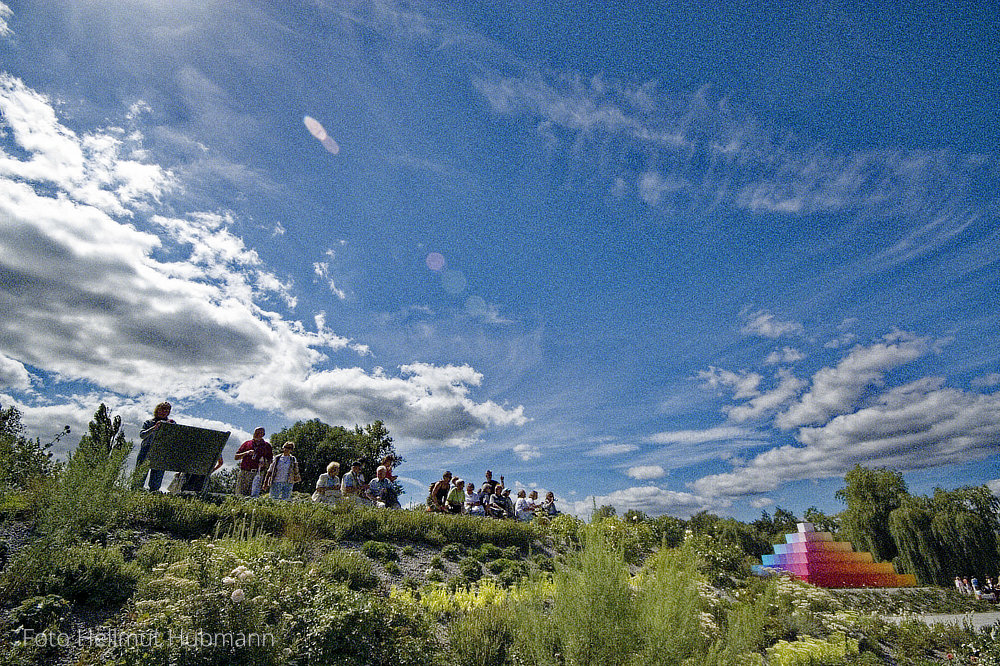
left=146, top=422, right=230, bottom=475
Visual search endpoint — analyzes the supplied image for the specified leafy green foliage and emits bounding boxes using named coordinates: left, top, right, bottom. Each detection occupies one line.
left=361, top=540, right=398, bottom=562
left=315, top=549, right=380, bottom=590
left=836, top=465, right=908, bottom=563
left=7, top=594, right=71, bottom=632
left=459, top=557, right=483, bottom=582
left=270, top=419, right=401, bottom=494
left=1, top=540, right=140, bottom=606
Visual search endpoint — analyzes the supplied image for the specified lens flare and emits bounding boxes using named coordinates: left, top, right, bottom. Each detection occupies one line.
left=441, top=269, right=467, bottom=295
left=425, top=252, right=446, bottom=271
left=303, top=115, right=340, bottom=155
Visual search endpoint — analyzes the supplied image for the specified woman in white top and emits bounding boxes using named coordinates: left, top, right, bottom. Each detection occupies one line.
left=514, top=489, right=535, bottom=521
left=465, top=483, right=485, bottom=515
left=312, top=461, right=341, bottom=503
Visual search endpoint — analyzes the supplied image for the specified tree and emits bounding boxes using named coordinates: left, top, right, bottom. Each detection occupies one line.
left=271, top=419, right=402, bottom=492
left=836, top=465, right=909, bottom=562
left=803, top=506, right=840, bottom=534
left=591, top=505, right=617, bottom=522
left=87, top=403, right=129, bottom=455
left=0, top=404, right=57, bottom=489
left=623, top=509, right=647, bottom=523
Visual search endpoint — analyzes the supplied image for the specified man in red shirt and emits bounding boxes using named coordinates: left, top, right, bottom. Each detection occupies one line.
left=234, top=427, right=272, bottom=496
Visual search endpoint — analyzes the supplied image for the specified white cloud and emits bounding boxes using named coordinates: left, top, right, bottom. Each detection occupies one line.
left=585, top=442, right=639, bottom=457
left=989, top=479, right=1000, bottom=496
left=765, top=347, right=805, bottom=364
left=726, top=368, right=806, bottom=422
left=626, top=465, right=665, bottom=480
left=971, top=373, right=1000, bottom=389
left=0, top=3, right=12, bottom=37
left=824, top=333, right=857, bottom=349
left=565, top=486, right=722, bottom=520
left=0, top=355, right=32, bottom=391
left=776, top=332, right=931, bottom=429
left=475, top=72, right=989, bottom=267
left=741, top=311, right=805, bottom=339
left=513, top=443, right=541, bottom=461
left=694, top=378, right=1000, bottom=497
left=698, top=367, right=762, bottom=400
left=750, top=497, right=774, bottom=509
left=0, top=75, right=526, bottom=447
left=645, top=425, right=749, bottom=445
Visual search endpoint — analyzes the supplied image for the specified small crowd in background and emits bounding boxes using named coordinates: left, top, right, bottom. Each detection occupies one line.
left=424, top=469, right=560, bottom=521
left=955, top=575, right=999, bottom=602
left=133, top=402, right=558, bottom=517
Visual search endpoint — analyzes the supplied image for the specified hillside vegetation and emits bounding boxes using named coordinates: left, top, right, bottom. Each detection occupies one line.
left=2, top=404, right=999, bottom=665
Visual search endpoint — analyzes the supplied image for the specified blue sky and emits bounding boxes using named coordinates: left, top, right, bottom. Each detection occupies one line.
left=1, top=0, right=998, bottom=519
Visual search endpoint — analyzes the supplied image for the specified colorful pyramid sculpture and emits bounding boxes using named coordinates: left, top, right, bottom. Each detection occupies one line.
left=757, top=522, right=916, bottom=588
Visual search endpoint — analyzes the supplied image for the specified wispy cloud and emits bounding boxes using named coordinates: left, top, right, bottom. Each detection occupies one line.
left=741, top=311, right=805, bottom=339
left=565, top=485, right=722, bottom=519
left=0, top=3, right=12, bottom=38
left=475, top=73, right=995, bottom=268
left=585, top=442, right=639, bottom=457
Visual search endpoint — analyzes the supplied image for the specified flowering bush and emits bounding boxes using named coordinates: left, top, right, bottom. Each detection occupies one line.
left=766, top=632, right=858, bottom=666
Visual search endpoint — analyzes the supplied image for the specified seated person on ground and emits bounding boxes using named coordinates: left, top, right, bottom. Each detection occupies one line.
left=465, top=482, right=485, bottom=516
left=514, top=489, right=535, bottom=521
left=541, top=491, right=560, bottom=516
left=312, top=461, right=341, bottom=503
left=426, top=470, right=452, bottom=512
left=341, top=461, right=368, bottom=503
left=366, top=465, right=400, bottom=509
left=447, top=479, right=466, bottom=514
left=495, top=486, right=515, bottom=519
left=482, top=485, right=506, bottom=519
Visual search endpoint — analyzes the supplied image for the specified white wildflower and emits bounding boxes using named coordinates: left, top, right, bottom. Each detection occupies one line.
left=231, top=589, right=245, bottom=603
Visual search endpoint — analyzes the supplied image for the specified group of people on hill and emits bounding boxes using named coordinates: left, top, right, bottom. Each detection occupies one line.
left=425, top=469, right=559, bottom=521
left=134, top=403, right=558, bottom=517
left=955, top=575, right=999, bottom=602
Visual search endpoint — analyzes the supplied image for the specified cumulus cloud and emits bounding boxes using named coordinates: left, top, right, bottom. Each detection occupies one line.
left=765, top=347, right=805, bottom=364
left=0, top=75, right=526, bottom=446
left=0, top=3, right=11, bottom=38
left=971, top=373, right=1000, bottom=389
left=776, top=332, right=931, bottom=429
left=626, top=465, right=665, bottom=480
left=694, top=377, right=1000, bottom=497
left=0, top=355, right=32, bottom=391
left=698, top=367, right=762, bottom=400
left=741, top=311, right=805, bottom=339
left=513, top=443, right=541, bottom=461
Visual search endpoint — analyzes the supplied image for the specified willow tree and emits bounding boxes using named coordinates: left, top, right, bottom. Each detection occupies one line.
left=835, top=465, right=908, bottom=562
left=889, top=485, right=1000, bottom=585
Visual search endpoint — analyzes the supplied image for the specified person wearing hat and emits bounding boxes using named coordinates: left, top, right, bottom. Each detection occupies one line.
left=341, top=460, right=367, bottom=502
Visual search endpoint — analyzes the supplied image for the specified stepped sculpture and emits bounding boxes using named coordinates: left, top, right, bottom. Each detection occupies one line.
left=757, top=522, right=916, bottom=588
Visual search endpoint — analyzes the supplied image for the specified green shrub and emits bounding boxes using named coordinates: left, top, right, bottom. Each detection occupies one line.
left=402, top=545, right=415, bottom=556
left=133, top=537, right=193, bottom=571
left=385, top=561, right=401, bottom=575
left=361, top=540, right=398, bottom=562
left=449, top=603, right=513, bottom=666
left=430, top=555, right=445, bottom=570
left=474, top=543, right=504, bottom=562
left=7, top=594, right=70, bottom=631
left=459, top=558, right=483, bottom=582
left=442, top=543, right=464, bottom=561
left=296, top=585, right=438, bottom=666
left=427, top=569, right=445, bottom=582
left=1, top=540, right=140, bottom=607
left=315, top=549, right=379, bottom=590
